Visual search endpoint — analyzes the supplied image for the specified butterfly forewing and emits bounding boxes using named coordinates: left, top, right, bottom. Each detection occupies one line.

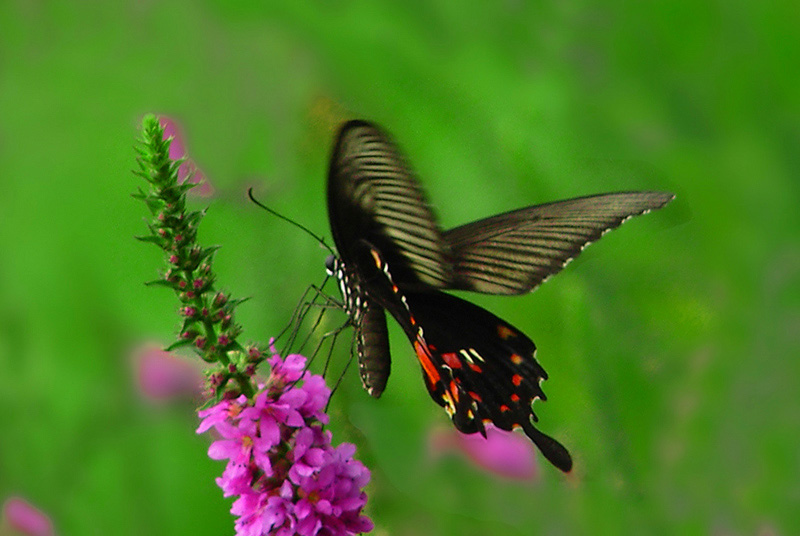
left=328, top=120, right=453, bottom=290
left=445, top=192, right=675, bottom=294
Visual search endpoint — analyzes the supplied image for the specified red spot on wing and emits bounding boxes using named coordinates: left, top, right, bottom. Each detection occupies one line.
left=510, top=393, right=520, bottom=403
left=468, top=362, right=483, bottom=373
left=414, top=340, right=441, bottom=387
left=468, top=391, right=482, bottom=402
left=512, top=374, right=523, bottom=387
left=442, top=352, right=462, bottom=369
left=500, top=405, right=510, bottom=413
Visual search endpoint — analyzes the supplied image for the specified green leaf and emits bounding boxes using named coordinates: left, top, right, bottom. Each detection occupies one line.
left=165, top=338, right=196, bottom=352
left=134, top=235, right=164, bottom=245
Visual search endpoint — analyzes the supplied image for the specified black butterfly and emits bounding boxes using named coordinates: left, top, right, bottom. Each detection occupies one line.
left=325, top=120, right=673, bottom=472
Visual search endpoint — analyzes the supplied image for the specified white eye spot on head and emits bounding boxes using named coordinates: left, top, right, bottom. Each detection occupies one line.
left=325, top=254, right=336, bottom=275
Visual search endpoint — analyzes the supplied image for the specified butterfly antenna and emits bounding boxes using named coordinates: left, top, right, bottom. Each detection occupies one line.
left=247, top=188, right=335, bottom=255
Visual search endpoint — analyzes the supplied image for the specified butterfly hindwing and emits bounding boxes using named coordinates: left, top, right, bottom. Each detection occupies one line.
left=350, top=243, right=573, bottom=472
left=403, top=291, right=573, bottom=472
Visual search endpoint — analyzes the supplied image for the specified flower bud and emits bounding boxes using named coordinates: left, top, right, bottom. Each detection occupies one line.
left=248, top=347, right=262, bottom=361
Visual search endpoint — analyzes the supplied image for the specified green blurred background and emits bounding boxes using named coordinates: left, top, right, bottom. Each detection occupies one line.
left=1, top=2, right=797, bottom=535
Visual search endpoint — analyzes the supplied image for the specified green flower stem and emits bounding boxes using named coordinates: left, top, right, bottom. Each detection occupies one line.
left=134, top=114, right=260, bottom=401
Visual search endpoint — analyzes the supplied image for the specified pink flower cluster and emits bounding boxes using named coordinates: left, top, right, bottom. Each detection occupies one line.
left=197, top=351, right=373, bottom=536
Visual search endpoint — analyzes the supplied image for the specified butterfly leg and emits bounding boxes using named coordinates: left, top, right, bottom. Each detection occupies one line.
left=276, top=274, right=339, bottom=356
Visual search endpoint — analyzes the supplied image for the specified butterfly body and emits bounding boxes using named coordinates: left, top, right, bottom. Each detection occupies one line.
left=326, top=120, right=673, bottom=473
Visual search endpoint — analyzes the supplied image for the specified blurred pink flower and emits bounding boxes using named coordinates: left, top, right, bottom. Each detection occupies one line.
left=430, top=424, right=539, bottom=480
left=2, top=497, right=54, bottom=536
left=158, top=116, right=215, bottom=197
left=133, top=344, right=203, bottom=402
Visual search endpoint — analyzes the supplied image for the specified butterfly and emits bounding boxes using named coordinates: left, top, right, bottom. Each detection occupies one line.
left=325, top=120, right=673, bottom=472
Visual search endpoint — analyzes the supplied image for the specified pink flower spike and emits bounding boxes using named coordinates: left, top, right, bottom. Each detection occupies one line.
left=158, top=116, right=186, bottom=161
left=197, top=349, right=372, bottom=535
left=2, top=497, right=54, bottom=536
left=431, top=424, right=539, bottom=480
left=133, top=345, right=203, bottom=402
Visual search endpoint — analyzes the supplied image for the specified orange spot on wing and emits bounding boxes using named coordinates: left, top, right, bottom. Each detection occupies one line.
left=369, top=249, right=381, bottom=267
left=512, top=374, right=523, bottom=386
left=510, top=354, right=523, bottom=365
left=449, top=380, right=459, bottom=403
left=414, top=340, right=441, bottom=386
left=497, top=325, right=515, bottom=339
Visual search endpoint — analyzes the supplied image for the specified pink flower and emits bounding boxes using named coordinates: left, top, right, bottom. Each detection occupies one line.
left=198, top=351, right=373, bottom=535
left=291, top=441, right=373, bottom=535
left=158, top=116, right=214, bottom=197
left=2, top=497, right=54, bottom=536
left=430, top=424, right=539, bottom=480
